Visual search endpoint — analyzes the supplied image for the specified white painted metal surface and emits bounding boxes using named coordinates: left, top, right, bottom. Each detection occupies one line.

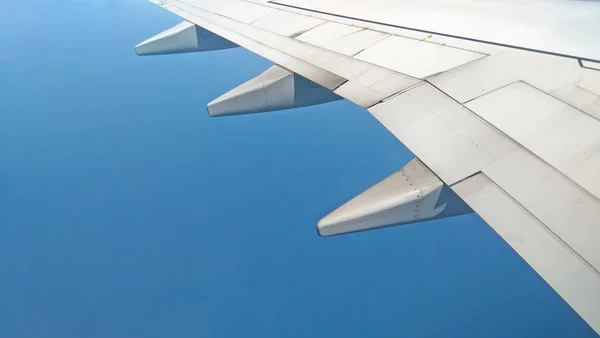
left=208, top=65, right=293, bottom=117
left=466, top=81, right=600, bottom=198
left=296, top=22, right=389, bottom=56
left=567, top=151, right=600, bottom=209
left=425, top=33, right=505, bottom=56
left=453, top=173, right=600, bottom=335
left=355, top=35, right=486, bottom=79
left=252, top=10, right=324, bottom=37
left=135, top=21, right=236, bottom=56
left=297, top=22, right=362, bottom=47
left=272, top=0, right=600, bottom=62
left=482, top=148, right=600, bottom=274
left=552, top=84, right=600, bottom=121
left=319, top=158, right=471, bottom=236
left=217, top=0, right=275, bottom=24
left=369, top=83, right=518, bottom=184
left=579, top=70, right=600, bottom=97
left=334, top=70, right=420, bottom=108
left=429, top=50, right=584, bottom=104
left=172, top=3, right=368, bottom=82
left=207, top=65, right=340, bottom=116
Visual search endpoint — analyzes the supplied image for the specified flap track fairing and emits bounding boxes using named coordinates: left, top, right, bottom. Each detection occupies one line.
left=207, top=65, right=341, bottom=117
left=136, top=21, right=237, bottom=56
left=318, top=158, right=473, bottom=236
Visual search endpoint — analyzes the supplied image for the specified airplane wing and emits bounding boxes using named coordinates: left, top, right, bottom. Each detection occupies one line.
left=135, top=0, right=600, bottom=333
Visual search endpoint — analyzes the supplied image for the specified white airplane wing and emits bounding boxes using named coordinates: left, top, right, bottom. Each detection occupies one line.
left=136, top=0, right=600, bottom=333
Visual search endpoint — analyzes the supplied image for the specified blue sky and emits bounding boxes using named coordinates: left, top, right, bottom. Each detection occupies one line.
left=0, top=1, right=597, bottom=337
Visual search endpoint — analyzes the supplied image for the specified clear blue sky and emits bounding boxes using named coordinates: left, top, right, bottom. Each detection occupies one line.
left=0, top=1, right=597, bottom=337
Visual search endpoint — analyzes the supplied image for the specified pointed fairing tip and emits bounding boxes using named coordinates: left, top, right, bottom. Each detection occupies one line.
left=207, top=65, right=342, bottom=117
left=207, top=65, right=295, bottom=117
left=135, top=21, right=237, bottom=56
left=317, top=158, right=473, bottom=237
left=135, top=21, right=198, bottom=56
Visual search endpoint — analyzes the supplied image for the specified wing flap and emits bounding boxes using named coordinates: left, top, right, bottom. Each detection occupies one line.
left=371, top=81, right=600, bottom=278
left=482, top=148, right=600, bottom=274
left=369, top=83, right=519, bottom=185
left=453, top=173, right=600, bottom=334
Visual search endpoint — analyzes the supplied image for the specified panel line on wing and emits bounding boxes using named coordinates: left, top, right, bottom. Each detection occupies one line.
left=267, top=1, right=600, bottom=63
left=579, top=60, right=600, bottom=71
left=168, top=3, right=348, bottom=90
left=453, top=172, right=600, bottom=334
left=451, top=172, right=600, bottom=278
